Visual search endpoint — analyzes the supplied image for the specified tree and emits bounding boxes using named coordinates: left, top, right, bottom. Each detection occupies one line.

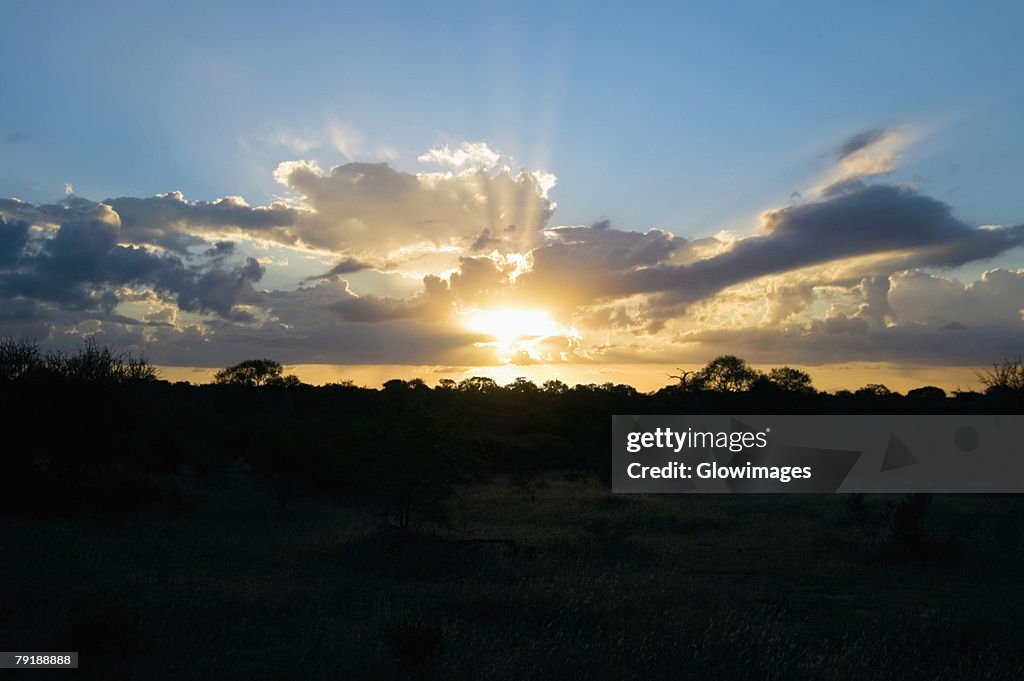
left=907, top=386, right=946, bottom=400
left=457, top=376, right=499, bottom=393
left=696, top=355, right=759, bottom=392
left=976, top=357, right=1024, bottom=393
left=765, top=366, right=815, bottom=394
left=856, top=383, right=893, bottom=397
left=507, top=377, right=540, bottom=394
left=668, top=368, right=705, bottom=392
left=213, top=359, right=299, bottom=387
left=542, top=379, right=569, bottom=394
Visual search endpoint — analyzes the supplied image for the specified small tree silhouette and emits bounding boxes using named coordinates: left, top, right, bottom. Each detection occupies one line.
left=213, top=359, right=299, bottom=387
left=976, top=357, right=1024, bottom=393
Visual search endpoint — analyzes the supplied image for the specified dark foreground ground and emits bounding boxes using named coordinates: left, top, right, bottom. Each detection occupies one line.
left=4, top=470, right=1024, bottom=680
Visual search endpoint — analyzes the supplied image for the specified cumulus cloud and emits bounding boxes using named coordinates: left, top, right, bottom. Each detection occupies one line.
left=272, top=158, right=555, bottom=258
left=0, top=201, right=268, bottom=323
left=418, top=142, right=501, bottom=171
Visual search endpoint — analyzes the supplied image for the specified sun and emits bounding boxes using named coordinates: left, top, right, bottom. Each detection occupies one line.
left=464, top=308, right=560, bottom=342
left=462, top=308, right=568, bottom=362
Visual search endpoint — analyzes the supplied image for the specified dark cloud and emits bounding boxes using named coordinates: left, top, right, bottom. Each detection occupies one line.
left=518, top=224, right=686, bottom=313
left=173, top=257, right=265, bottom=321
left=307, top=256, right=373, bottom=280
left=106, top=192, right=297, bottom=252
left=0, top=216, right=30, bottom=265
left=0, top=204, right=266, bottom=320
left=624, top=183, right=1024, bottom=305
left=837, top=128, right=888, bottom=161
left=0, top=196, right=99, bottom=228
left=2, top=193, right=294, bottom=255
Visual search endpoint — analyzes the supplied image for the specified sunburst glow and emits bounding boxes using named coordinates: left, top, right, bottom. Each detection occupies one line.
left=464, top=308, right=560, bottom=342
left=463, top=308, right=566, bottom=362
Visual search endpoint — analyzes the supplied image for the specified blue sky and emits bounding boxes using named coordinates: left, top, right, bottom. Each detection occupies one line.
left=2, top=1, right=1024, bottom=390
left=4, top=1, right=1022, bottom=231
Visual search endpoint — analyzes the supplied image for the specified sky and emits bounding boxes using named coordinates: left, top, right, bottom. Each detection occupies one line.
left=2, top=1, right=1023, bottom=392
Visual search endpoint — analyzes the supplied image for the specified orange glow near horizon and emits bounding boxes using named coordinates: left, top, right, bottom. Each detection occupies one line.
left=154, top=362, right=986, bottom=395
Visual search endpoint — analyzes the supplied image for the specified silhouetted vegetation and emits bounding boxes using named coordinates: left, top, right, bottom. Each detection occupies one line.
left=976, top=356, right=1024, bottom=393
left=0, top=336, right=158, bottom=383
left=3, top=340, right=1024, bottom=679
left=213, top=358, right=300, bottom=387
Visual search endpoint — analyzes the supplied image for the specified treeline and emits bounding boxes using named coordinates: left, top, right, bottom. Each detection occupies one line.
left=1, top=338, right=1022, bottom=524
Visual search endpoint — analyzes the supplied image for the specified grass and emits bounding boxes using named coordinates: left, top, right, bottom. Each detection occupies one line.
left=3, top=473, right=1024, bottom=680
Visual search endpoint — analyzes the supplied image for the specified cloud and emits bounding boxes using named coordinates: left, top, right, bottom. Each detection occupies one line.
left=273, top=158, right=555, bottom=258
left=0, top=216, right=30, bottom=266
left=328, top=273, right=454, bottom=323
left=621, top=182, right=1024, bottom=307
left=827, top=126, right=918, bottom=184
left=890, top=268, right=1024, bottom=327
left=106, top=191, right=297, bottom=252
left=307, top=257, right=374, bottom=279
left=837, top=128, right=888, bottom=161
left=0, top=202, right=268, bottom=321
left=418, top=142, right=501, bottom=171
left=517, top=222, right=687, bottom=315
left=2, top=132, right=1023, bottom=374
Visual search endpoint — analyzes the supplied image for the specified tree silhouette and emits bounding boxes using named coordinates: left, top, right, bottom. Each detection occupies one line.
left=765, top=366, right=815, bottom=394
left=542, top=379, right=569, bottom=394
left=457, top=376, right=499, bottom=393
left=976, top=357, right=1024, bottom=393
left=213, top=359, right=299, bottom=387
left=697, top=355, right=758, bottom=392
left=856, top=383, right=893, bottom=397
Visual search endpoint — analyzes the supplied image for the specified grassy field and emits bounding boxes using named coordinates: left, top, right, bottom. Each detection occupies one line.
left=3, top=469, right=1024, bottom=680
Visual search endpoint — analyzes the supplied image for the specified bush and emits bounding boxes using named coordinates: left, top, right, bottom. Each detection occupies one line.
left=0, top=336, right=43, bottom=380
left=45, top=338, right=159, bottom=383
left=1, top=337, right=158, bottom=383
